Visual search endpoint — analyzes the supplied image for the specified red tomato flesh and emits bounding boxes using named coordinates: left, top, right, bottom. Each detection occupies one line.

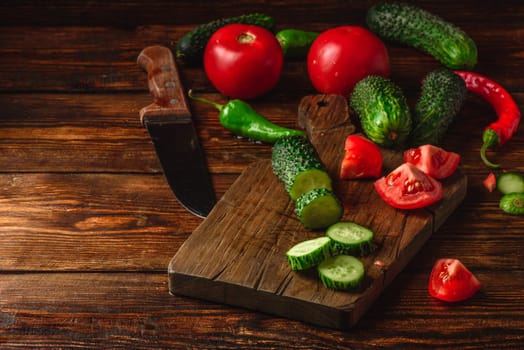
left=428, top=258, right=481, bottom=302
left=374, top=163, right=443, bottom=209
left=340, top=134, right=383, bottom=179
left=307, top=26, right=390, bottom=97
left=483, top=172, right=497, bottom=192
left=404, top=145, right=460, bottom=179
left=204, top=24, right=283, bottom=99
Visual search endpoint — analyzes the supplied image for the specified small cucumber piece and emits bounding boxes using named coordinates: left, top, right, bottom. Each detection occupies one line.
left=326, top=222, right=375, bottom=256
left=318, top=255, right=365, bottom=290
left=276, top=29, right=319, bottom=60
left=499, top=193, right=524, bottom=215
left=272, top=136, right=332, bottom=200
left=286, top=236, right=331, bottom=270
left=496, top=172, right=524, bottom=194
left=295, top=188, right=343, bottom=230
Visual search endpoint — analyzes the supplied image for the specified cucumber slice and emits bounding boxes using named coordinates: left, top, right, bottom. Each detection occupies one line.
left=499, top=192, right=524, bottom=215
left=295, top=188, right=343, bottom=230
left=286, top=236, right=331, bottom=270
left=497, top=172, right=524, bottom=194
left=326, top=222, right=375, bottom=256
left=318, top=255, right=365, bottom=290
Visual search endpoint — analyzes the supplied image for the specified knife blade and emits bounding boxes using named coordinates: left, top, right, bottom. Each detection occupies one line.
left=137, top=45, right=215, bottom=218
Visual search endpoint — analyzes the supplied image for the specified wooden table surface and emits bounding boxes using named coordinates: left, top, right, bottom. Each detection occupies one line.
left=1, top=1, right=523, bottom=348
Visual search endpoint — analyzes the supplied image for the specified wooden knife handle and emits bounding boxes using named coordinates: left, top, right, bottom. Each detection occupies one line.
left=137, top=45, right=191, bottom=124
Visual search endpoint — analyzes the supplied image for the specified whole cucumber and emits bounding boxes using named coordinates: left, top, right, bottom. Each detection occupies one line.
left=366, top=2, right=477, bottom=69
left=175, top=13, right=275, bottom=65
left=350, top=76, right=412, bottom=148
left=410, top=69, right=467, bottom=146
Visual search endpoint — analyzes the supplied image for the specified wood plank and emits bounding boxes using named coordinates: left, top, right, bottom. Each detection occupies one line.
left=0, top=93, right=281, bottom=173
left=1, top=270, right=522, bottom=348
left=1, top=92, right=523, bottom=174
left=0, top=172, right=520, bottom=273
left=0, top=19, right=523, bottom=93
left=0, top=173, right=202, bottom=271
left=168, top=95, right=468, bottom=329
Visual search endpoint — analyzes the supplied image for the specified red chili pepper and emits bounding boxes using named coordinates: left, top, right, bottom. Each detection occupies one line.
left=455, top=70, right=521, bottom=168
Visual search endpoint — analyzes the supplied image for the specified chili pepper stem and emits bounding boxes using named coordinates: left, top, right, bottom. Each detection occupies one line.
left=480, top=143, right=500, bottom=169
left=481, top=129, right=501, bottom=168
left=188, top=89, right=224, bottom=111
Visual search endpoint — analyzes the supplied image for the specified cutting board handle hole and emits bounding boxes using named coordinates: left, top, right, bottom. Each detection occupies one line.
left=316, top=100, right=329, bottom=107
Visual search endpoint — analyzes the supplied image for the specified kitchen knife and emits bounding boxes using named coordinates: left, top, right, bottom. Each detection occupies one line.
left=137, top=45, right=215, bottom=218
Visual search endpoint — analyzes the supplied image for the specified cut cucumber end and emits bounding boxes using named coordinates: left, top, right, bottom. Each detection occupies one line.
left=295, top=189, right=343, bottom=230
left=286, top=236, right=331, bottom=270
left=318, top=255, right=365, bottom=290
left=290, top=168, right=332, bottom=200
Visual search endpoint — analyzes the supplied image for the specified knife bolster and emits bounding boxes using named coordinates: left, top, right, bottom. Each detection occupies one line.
left=140, top=102, right=191, bottom=125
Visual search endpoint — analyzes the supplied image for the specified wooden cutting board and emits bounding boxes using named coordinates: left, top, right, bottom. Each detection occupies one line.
left=168, top=94, right=467, bottom=329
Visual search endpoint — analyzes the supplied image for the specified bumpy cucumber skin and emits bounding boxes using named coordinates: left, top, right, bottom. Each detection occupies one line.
left=295, top=188, right=343, bottom=230
left=286, top=236, right=332, bottom=270
left=176, top=13, right=276, bottom=65
left=272, top=136, right=332, bottom=200
left=500, top=193, right=524, bottom=215
left=410, top=69, right=467, bottom=146
left=366, top=2, right=477, bottom=69
left=318, top=255, right=365, bottom=290
left=350, top=76, right=412, bottom=148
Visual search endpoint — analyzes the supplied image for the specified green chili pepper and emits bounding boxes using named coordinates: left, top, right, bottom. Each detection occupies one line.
left=276, top=29, right=319, bottom=60
left=188, top=90, right=305, bottom=143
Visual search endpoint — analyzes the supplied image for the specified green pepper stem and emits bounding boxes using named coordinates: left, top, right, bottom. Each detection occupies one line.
left=187, top=89, right=224, bottom=111
left=480, top=129, right=501, bottom=168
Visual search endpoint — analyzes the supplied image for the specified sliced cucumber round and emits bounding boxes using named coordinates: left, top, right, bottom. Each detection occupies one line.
left=286, top=236, right=331, bottom=270
left=295, top=188, right=343, bottom=230
left=318, top=255, right=365, bottom=290
left=497, top=172, right=524, bottom=194
left=499, top=192, right=524, bottom=215
left=326, top=222, right=375, bottom=256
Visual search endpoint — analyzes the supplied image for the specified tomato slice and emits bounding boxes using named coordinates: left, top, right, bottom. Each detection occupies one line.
left=483, top=172, right=497, bottom=192
left=428, top=258, right=481, bottom=302
left=374, top=163, right=443, bottom=209
left=340, top=135, right=383, bottom=179
left=404, top=145, right=460, bottom=179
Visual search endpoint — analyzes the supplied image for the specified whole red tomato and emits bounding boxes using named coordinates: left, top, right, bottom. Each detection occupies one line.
left=204, top=24, right=283, bottom=99
left=307, top=26, right=390, bottom=97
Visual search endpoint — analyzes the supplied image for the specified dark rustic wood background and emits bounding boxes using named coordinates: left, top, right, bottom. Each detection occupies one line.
left=0, top=1, right=523, bottom=348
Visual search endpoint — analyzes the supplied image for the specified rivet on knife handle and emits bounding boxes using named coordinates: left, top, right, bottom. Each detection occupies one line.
left=137, top=45, right=190, bottom=124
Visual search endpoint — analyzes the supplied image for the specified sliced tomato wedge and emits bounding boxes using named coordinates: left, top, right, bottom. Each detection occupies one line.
left=483, top=172, right=497, bottom=192
left=340, top=134, right=383, bottom=179
left=374, top=163, right=443, bottom=209
left=404, top=144, right=460, bottom=179
left=428, top=258, right=481, bottom=302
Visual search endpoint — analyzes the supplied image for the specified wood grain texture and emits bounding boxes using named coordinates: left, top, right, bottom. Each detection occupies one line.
left=168, top=95, right=467, bottom=329
left=1, top=0, right=523, bottom=348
